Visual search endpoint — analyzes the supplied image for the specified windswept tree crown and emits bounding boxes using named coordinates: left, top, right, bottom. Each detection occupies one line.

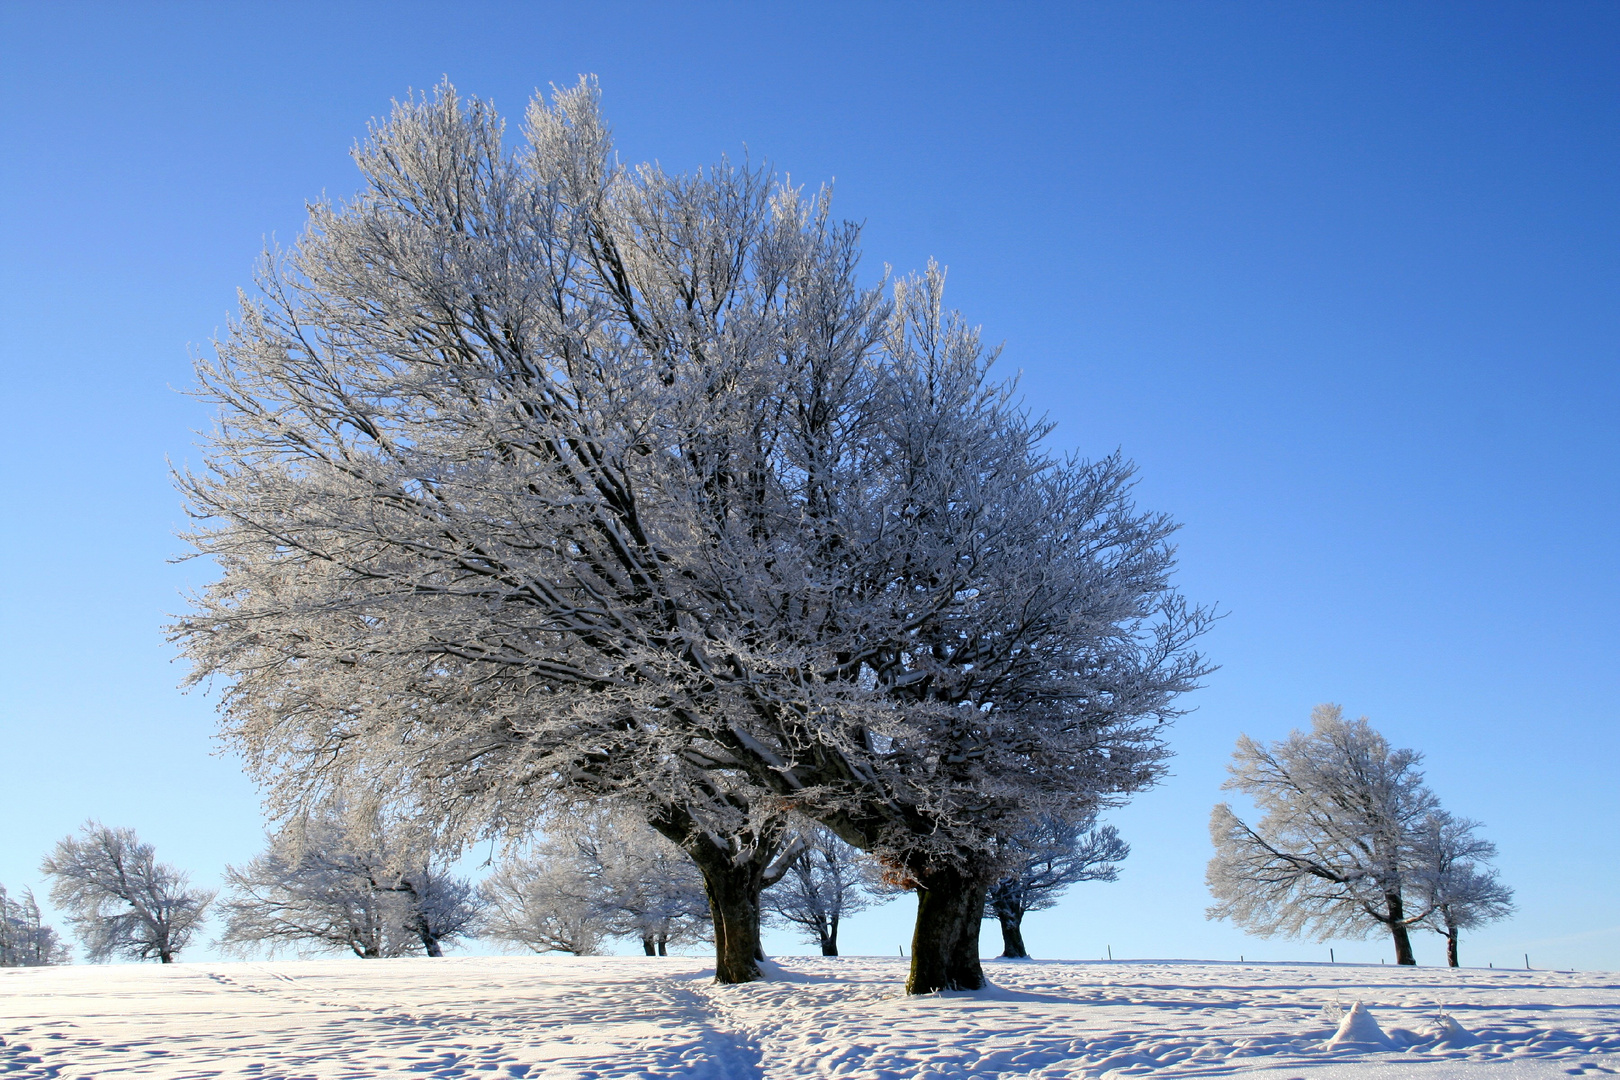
left=175, top=78, right=1210, bottom=884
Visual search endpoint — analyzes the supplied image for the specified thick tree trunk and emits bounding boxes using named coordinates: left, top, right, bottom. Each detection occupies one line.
left=159, top=951, right=174, bottom=964
left=647, top=802, right=788, bottom=984
left=642, top=936, right=657, bottom=956
left=997, top=906, right=1029, bottom=959
left=1385, top=893, right=1417, bottom=965
left=657, top=935, right=669, bottom=957
left=1447, top=927, right=1459, bottom=968
left=695, top=855, right=767, bottom=983
left=906, top=862, right=991, bottom=993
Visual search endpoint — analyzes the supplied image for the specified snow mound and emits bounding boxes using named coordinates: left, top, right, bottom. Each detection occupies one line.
left=1324, top=1001, right=1398, bottom=1050
left=1425, top=1011, right=1479, bottom=1046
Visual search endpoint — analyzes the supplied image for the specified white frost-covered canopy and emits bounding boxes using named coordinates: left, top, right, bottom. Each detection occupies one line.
left=174, top=78, right=1210, bottom=881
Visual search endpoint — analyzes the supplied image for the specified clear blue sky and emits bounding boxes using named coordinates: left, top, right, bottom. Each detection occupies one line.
left=2, top=2, right=1615, bottom=970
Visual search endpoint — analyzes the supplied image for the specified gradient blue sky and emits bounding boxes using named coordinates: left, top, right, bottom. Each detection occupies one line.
left=2, top=2, right=1615, bottom=970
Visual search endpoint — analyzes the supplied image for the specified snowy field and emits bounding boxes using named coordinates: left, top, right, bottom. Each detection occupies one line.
left=3, top=955, right=1618, bottom=1079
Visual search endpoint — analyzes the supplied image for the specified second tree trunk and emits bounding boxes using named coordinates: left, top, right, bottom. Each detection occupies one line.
left=996, top=907, right=1029, bottom=959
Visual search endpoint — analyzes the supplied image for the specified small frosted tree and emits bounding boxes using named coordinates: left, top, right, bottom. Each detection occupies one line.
left=1206, top=706, right=1438, bottom=965
left=480, top=854, right=608, bottom=956
left=1414, top=811, right=1513, bottom=967
left=396, top=870, right=483, bottom=957
left=984, top=815, right=1128, bottom=959
left=579, top=815, right=713, bottom=955
left=765, top=826, right=881, bottom=956
left=218, top=809, right=479, bottom=958
left=41, top=823, right=212, bottom=963
left=220, top=849, right=402, bottom=959
left=481, top=813, right=715, bottom=956
left=0, top=884, right=71, bottom=967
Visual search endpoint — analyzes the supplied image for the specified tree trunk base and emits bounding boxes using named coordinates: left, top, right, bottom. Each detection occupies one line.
left=647, top=804, right=785, bottom=985
left=693, top=853, right=767, bottom=984
left=906, top=863, right=990, bottom=994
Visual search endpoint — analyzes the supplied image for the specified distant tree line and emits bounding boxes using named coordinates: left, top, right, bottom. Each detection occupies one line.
left=21, top=712, right=1510, bottom=970
left=17, top=803, right=1127, bottom=966
left=216, top=805, right=480, bottom=959
left=0, top=883, right=70, bottom=967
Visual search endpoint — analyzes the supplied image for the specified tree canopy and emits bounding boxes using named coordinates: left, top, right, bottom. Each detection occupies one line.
left=175, top=78, right=1210, bottom=991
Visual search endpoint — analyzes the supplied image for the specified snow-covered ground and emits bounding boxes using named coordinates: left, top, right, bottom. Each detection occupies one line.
left=3, top=955, right=1617, bottom=1079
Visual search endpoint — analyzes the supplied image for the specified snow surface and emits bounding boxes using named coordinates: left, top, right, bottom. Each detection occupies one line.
left=3, top=955, right=1618, bottom=1078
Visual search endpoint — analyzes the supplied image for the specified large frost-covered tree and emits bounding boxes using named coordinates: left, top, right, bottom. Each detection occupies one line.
left=1206, top=706, right=1439, bottom=964
left=984, top=814, right=1128, bottom=959
left=218, top=808, right=480, bottom=958
left=764, top=825, right=881, bottom=956
left=1413, top=811, right=1513, bottom=967
left=40, top=823, right=212, bottom=963
left=0, top=884, right=71, bottom=967
left=174, top=78, right=1210, bottom=991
